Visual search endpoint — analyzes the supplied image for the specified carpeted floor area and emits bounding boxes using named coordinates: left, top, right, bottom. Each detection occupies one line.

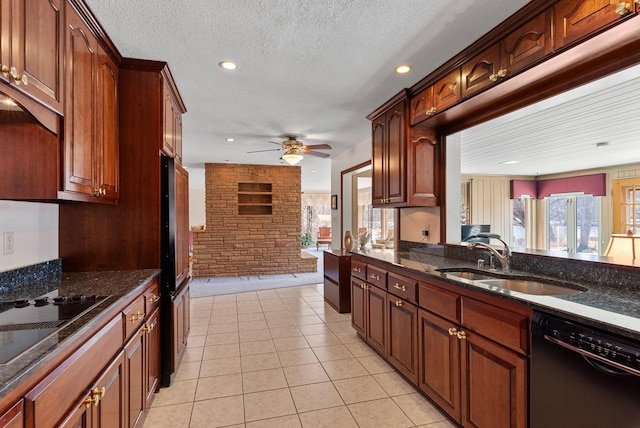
left=190, top=248, right=327, bottom=298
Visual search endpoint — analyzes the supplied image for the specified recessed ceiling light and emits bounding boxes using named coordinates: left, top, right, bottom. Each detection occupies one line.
left=225, top=138, right=234, bottom=142
left=395, top=64, right=411, bottom=74
left=499, top=160, right=520, bottom=165
left=219, top=61, right=237, bottom=70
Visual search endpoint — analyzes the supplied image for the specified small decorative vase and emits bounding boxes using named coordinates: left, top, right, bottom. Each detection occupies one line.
left=344, top=231, right=354, bottom=251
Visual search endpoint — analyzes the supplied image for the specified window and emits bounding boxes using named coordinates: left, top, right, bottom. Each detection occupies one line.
left=547, top=195, right=600, bottom=254
left=512, top=197, right=526, bottom=249
left=612, top=178, right=640, bottom=234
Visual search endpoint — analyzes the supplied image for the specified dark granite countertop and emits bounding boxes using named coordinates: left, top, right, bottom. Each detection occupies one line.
left=351, top=248, right=640, bottom=341
left=0, top=269, right=160, bottom=400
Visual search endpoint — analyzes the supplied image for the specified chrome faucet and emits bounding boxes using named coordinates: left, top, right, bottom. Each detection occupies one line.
left=464, top=233, right=512, bottom=273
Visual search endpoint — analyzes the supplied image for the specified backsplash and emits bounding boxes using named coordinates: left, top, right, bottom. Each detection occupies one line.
left=0, top=259, right=61, bottom=295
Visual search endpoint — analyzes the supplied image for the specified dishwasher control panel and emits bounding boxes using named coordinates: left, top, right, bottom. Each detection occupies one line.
left=533, top=312, right=640, bottom=374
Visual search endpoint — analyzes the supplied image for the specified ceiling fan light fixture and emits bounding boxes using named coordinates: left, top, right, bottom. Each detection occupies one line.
left=282, top=151, right=303, bottom=165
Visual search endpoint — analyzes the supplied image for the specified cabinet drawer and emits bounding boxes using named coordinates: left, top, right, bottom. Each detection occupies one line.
left=144, top=279, right=161, bottom=315
left=418, top=281, right=459, bottom=323
left=24, top=315, right=123, bottom=428
left=461, top=297, right=529, bottom=355
left=366, top=265, right=387, bottom=290
left=351, top=260, right=366, bottom=280
left=123, top=295, right=146, bottom=340
left=324, top=252, right=340, bottom=283
left=0, top=400, right=23, bottom=428
left=388, top=272, right=417, bottom=304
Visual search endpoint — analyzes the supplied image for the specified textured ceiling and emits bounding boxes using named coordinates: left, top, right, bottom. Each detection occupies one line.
left=83, top=0, right=528, bottom=192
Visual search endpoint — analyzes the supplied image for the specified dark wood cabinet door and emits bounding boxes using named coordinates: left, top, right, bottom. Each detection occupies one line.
left=175, top=163, right=190, bottom=285
left=385, top=102, right=406, bottom=205
left=174, top=111, right=183, bottom=162
left=501, top=9, right=553, bottom=76
left=371, top=116, right=385, bottom=206
left=125, top=332, right=146, bottom=428
left=145, top=308, right=161, bottom=404
left=95, top=45, right=119, bottom=201
left=162, top=81, right=175, bottom=157
left=418, top=309, right=460, bottom=422
left=351, top=277, right=366, bottom=336
left=173, top=283, right=190, bottom=365
left=432, top=69, right=461, bottom=113
left=407, top=127, right=438, bottom=207
left=555, top=0, right=628, bottom=49
left=387, top=296, right=418, bottom=384
left=410, top=86, right=433, bottom=126
left=460, top=330, right=527, bottom=428
left=461, top=44, right=500, bottom=99
left=0, top=400, right=24, bottom=428
left=63, top=6, right=97, bottom=196
left=95, top=353, right=126, bottom=428
left=58, top=399, right=93, bottom=428
left=365, top=284, right=387, bottom=356
left=0, top=0, right=63, bottom=112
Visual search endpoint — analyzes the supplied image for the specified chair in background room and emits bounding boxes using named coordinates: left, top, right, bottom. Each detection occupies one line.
left=316, top=226, right=332, bottom=250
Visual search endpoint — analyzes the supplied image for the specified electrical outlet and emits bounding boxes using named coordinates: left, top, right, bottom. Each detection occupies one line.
left=422, top=230, right=429, bottom=237
left=4, top=232, right=14, bottom=255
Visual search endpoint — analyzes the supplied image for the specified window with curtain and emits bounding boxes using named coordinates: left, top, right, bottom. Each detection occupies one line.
left=547, top=195, right=600, bottom=254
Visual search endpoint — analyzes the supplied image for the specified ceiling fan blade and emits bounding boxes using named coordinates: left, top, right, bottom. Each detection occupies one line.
left=247, top=148, right=283, bottom=153
left=268, top=141, right=282, bottom=146
left=304, top=150, right=331, bottom=158
left=303, top=144, right=332, bottom=150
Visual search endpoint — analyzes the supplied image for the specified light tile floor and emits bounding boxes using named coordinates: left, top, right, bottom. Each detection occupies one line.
left=143, top=284, right=456, bottom=428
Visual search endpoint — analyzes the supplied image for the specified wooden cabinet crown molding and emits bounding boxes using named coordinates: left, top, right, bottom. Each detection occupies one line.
left=120, top=58, right=187, bottom=114
left=66, top=0, right=122, bottom=65
left=366, top=88, right=409, bottom=120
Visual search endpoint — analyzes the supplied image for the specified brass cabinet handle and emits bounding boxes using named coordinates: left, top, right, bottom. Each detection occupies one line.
left=360, top=284, right=365, bottom=289
left=147, top=295, right=160, bottom=303
left=84, top=393, right=98, bottom=408
left=457, top=330, right=467, bottom=340
left=393, top=284, right=406, bottom=292
left=427, top=107, right=437, bottom=116
left=142, top=323, right=153, bottom=333
left=448, top=327, right=458, bottom=336
left=370, top=273, right=380, bottom=280
left=129, top=311, right=145, bottom=322
left=94, top=387, right=106, bottom=400
left=395, top=300, right=403, bottom=307
left=8, top=66, right=28, bottom=85
left=1, top=64, right=10, bottom=77
left=615, top=2, right=631, bottom=15
left=489, top=68, right=508, bottom=82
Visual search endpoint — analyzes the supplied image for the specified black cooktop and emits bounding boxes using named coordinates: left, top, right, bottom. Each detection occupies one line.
left=0, top=290, right=108, bottom=365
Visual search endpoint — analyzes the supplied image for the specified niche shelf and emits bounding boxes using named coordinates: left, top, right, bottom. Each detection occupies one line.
left=238, top=182, right=272, bottom=215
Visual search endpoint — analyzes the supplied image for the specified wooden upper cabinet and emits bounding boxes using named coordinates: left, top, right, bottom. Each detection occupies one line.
left=62, top=2, right=118, bottom=203
left=175, top=162, right=190, bottom=286
left=407, top=127, right=438, bottom=206
left=555, top=0, right=633, bottom=49
left=95, top=45, right=119, bottom=201
left=371, top=116, right=386, bottom=206
left=63, top=6, right=97, bottom=198
left=501, top=9, right=553, bottom=76
left=370, top=98, right=407, bottom=208
left=410, top=69, right=461, bottom=125
left=461, top=44, right=501, bottom=99
left=162, top=79, right=184, bottom=161
left=0, top=0, right=64, bottom=112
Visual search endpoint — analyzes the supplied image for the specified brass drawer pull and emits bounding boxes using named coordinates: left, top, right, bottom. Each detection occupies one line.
left=370, top=273, right=380, bottom=280
left=129, top=311, right=145, bottom=322
left=393, top=284, right=406, bottom=292
left=457, top=330, right=467, bottom=340
left=395, top=300, right=403, bottom=307
left=147, top=295, right=160, bottom=303
left=448, top=327, right=458, bottom=336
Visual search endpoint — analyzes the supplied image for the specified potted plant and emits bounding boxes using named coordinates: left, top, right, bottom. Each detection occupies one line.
left=301, top=233, right=313, bottom=248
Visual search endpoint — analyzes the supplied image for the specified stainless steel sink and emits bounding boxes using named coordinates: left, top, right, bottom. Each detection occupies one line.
left=443, top=271, right=498, bottom=281
left=477, top=279, right=587, bottom=296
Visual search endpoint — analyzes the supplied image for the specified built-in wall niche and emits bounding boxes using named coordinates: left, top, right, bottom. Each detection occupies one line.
left=238, top=182, right=273, bottom=215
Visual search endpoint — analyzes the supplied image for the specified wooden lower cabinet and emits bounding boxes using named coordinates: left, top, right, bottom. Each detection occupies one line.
left=365, top=285, right=387, bottom=356
left=387, top=296, right=418, bottom=384
left=350, top=276, right=387, bottom=357
left=145, top=309, right=161, bottom=404
left=461, top=330, right=527, bottom=428
left=59, top=352, right=126, bottom=428
left=418, top=309, right=460, bottom=418
left=351, top=277, right=367, bottom=337
left=418, top=308, right=527, bottom=427
left=125, top=331, right=145, bottom=428
left=173, top=282, right=191, bottom=369
left=0, top=400, right=24, bottom=428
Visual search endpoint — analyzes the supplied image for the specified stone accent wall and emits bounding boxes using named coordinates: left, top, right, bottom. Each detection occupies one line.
left=192, top=163, right=316, bottom=277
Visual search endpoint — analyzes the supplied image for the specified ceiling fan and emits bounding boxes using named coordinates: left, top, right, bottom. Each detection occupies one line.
left=247, top=135, right=332, bottom=165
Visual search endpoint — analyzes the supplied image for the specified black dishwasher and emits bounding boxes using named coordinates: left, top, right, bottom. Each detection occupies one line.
left=531, top=311, right=640, bottom=427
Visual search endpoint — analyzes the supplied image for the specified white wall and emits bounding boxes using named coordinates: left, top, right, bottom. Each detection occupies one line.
left=0, top=201, right=58, bottom=272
